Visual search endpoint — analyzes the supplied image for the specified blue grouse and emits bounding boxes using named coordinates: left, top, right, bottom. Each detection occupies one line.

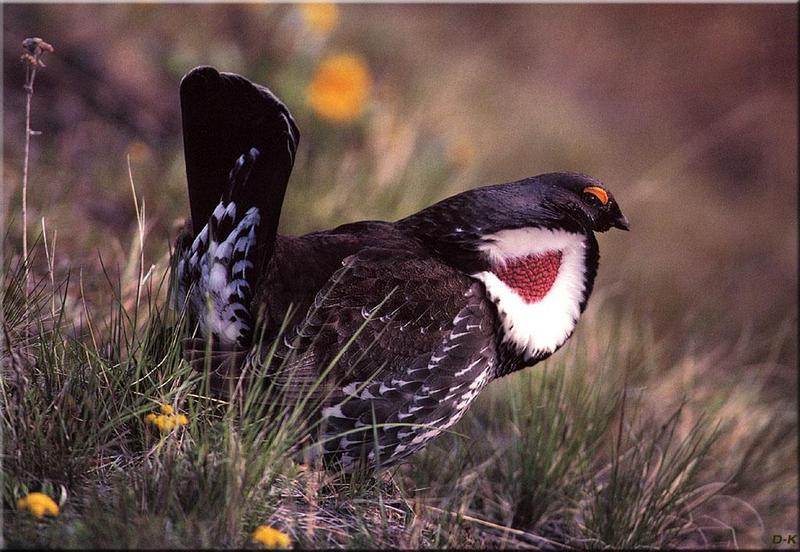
left=173, top=66, right=629, bottom=472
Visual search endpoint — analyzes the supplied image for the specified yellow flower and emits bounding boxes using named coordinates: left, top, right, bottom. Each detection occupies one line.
left=300, top=3, right=339, bottom=35
left=252, top=525, right=292, bottom=549
left=17, top=492, right=59, bottom=518
left=145, top=405, right=189, bottom=433
left=307, top=53, right=370, bottom=123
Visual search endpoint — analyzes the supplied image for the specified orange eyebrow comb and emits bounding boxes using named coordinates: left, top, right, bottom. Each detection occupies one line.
left=583, top=186, right=609, bottom=205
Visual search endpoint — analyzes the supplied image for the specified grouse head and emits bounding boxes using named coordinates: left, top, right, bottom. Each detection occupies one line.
left=399, top=172, right=628, bottom=367
left=531, top=171, right=629, bottom=233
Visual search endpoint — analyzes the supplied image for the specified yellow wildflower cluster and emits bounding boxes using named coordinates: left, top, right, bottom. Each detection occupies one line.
left=144, top=403, right=189, bottom=433
left=300, top=3, right=339, bottom=35
left=252, top=525, right=292, bottom=549
left=307, top=53, right=370, bottom=124
left=17, top=492, right=59, bottom=518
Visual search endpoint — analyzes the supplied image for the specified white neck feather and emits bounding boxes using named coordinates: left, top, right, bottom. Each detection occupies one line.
left=471, top=227, right=588, bottom=360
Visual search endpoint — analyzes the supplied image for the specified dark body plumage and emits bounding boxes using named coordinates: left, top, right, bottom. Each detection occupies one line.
left=174, top=66, right=629, bottom=472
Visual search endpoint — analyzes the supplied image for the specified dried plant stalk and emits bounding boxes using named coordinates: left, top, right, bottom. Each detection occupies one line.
left=20, top=37, right=53, bottom=285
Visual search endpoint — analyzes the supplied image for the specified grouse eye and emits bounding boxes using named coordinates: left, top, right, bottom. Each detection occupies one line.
left=582, top=186, right=609, bottom=207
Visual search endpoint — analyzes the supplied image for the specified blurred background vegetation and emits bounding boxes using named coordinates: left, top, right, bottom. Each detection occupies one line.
left=2, top=3, right=797, bottom=548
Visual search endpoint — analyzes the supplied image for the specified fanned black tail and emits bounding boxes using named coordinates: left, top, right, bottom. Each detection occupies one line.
left=180, top=65, right=299, bottom=281
left=176, top=66, right=300, bottom=348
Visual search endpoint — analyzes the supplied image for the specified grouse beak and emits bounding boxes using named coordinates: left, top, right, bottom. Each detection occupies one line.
left=612, top=213, right=630, bottom=231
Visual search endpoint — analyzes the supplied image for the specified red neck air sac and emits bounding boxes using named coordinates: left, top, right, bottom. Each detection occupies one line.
left=492, top=251, right=562, bottom=303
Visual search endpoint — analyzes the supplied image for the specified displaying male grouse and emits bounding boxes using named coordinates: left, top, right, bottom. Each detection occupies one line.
left=174, top=66, right=629, bottom=472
